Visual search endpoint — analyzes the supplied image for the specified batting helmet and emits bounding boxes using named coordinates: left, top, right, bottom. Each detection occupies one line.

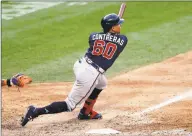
left=101, top=13, right=124, bottom=33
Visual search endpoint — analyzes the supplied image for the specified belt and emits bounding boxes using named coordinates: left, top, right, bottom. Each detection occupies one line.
left=80, top=56, right=105, bottom=74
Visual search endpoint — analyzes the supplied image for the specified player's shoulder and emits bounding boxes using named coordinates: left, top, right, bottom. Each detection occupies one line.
left=89, top=32, right=102, bottom=40
left=118, top=34, right=128, bottom=41
left=117, top=34, right=128, bottom=45
left=89, top=32, right=96, bottom=38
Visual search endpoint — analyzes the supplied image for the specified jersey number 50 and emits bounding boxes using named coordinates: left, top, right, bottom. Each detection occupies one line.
left=92, top=40, right=117, bottom=59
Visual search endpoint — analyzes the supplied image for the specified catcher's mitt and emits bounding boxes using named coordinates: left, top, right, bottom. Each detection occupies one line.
left=11, top=73, right=32, bottom=87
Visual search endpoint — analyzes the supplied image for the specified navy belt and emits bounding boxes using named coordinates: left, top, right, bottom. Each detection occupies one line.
left=80, top=56, right=105, bottom=74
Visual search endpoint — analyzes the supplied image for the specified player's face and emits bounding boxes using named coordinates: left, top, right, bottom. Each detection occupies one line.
left=111, top=24, right=121, bottom=33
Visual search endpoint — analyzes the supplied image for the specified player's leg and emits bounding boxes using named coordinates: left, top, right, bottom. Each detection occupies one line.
left=1, top=78, right=14, bottom=87
left=33, top=60, right=93, bottom=116
left=78, top=74, right=107, bottom=119
left=21, top=58, right=100, bottom=126
left=37, top=59, right=100, bottom=113
left=22, top=75, right=99, bottom=125
left=65, top=58, right=100, bottom=111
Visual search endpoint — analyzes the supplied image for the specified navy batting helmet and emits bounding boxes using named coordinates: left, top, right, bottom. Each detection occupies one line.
left=101, top=13, right=124, bottom=33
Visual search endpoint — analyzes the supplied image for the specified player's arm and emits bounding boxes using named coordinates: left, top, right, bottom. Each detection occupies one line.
left=1, top=79, right=8, bottom=86
left=119, top=35, right=128, bottom=53
left=1, top=73, right=32, bottom=87
left=88, top=32, right=97, bottom=47
left=1, top=78, right=17, bottom=87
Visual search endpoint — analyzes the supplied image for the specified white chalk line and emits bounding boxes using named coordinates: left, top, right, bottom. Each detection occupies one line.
left=106, top=88, right=192, bottom=118
left=86, top=90, right=192, bottom=135
left=126, top=89, right=192, bottom=135
left=102, top=89, right=192, bottom=134
left=133, top=89, right=192, bottom=117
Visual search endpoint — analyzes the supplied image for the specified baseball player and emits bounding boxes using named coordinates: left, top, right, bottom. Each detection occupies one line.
left=21, top=13, right=128, bottom=126
left=1, top=73, right=32, bottom=87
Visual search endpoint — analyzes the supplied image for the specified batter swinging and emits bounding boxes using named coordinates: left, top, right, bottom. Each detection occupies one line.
left=21, top=13, right=128, bottom=126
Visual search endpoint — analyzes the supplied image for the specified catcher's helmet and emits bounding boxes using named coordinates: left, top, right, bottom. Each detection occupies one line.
left=101, top=13, right=124, bottom=33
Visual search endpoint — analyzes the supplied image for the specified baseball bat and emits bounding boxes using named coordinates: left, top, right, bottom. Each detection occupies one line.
left=118, top=3, right=126, bottom=18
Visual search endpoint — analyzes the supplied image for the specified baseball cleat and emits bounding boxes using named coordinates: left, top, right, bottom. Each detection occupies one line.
left=21, top=105, right=38, bottom=126
left=78, top=110, right=102, bottom=120
left=91, top=113, right=102, bottom=119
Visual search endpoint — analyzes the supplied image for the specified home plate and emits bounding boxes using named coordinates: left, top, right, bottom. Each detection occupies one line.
left=86, top=128, right=121, bottom=134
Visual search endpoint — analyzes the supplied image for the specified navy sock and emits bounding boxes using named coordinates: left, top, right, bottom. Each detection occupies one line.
left=36, top=101, right=68, bottom=115
left=88, top=88, right=102, bottom=99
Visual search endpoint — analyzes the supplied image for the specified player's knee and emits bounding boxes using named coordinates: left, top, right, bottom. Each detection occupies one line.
left=102, top=76, right=107, bottom=88
left=97, top=78, right=107, bottom=90
left=102, top=79, right=107, bottom=89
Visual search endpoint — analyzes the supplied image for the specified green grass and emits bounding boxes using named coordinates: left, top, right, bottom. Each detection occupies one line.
left=107, top=16, right=192, bottom=77
left=2, top=2, right=192, bottom=82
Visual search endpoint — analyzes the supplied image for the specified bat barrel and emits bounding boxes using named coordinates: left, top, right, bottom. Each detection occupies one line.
left=118, top=3, right=126, bottom=18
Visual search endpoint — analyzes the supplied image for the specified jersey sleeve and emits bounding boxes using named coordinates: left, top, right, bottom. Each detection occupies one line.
left=115, top=35, right=128, bottom=58
left=88, top=32, right=97, bottom=47
left=119, top=35, right=128, bottom=53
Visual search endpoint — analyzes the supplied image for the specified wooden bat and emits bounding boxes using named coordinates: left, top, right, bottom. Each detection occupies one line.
left=118, top=3, right=126, bottom=18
